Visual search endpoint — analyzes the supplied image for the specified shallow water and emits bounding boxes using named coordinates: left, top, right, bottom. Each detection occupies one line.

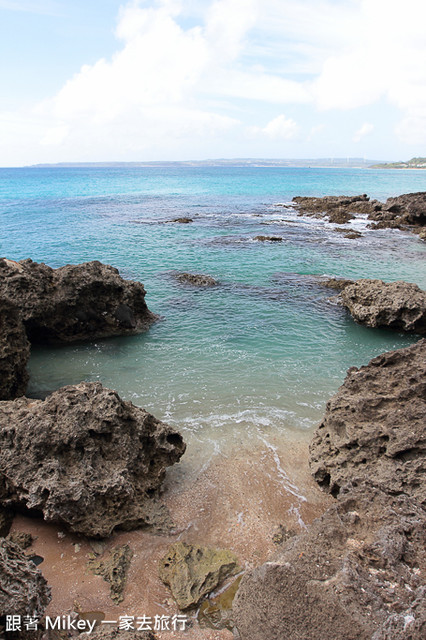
left=2, top=166, right=425, bottom=461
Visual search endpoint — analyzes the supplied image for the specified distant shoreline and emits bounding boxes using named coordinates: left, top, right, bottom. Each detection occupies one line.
left=26, top=158, right=379, bottom=170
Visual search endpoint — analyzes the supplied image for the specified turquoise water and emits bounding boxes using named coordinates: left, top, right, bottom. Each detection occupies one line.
left=1, top=166, right=425, bottom=450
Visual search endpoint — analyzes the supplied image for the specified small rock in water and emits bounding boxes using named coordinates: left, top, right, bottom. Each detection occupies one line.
left=254, top=235, right=283, bottom=242
left=174, top=272, right=218, bottom=287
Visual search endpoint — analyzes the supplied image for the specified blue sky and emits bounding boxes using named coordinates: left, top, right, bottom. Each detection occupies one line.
left=1, top=0, right=426, bottom=166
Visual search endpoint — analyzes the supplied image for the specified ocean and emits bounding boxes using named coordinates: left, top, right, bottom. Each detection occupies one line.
left=1, top=165, right=425, bottom=463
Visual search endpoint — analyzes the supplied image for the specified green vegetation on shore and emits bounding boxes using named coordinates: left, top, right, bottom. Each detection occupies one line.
left=371, top=157, right=426, bottom=169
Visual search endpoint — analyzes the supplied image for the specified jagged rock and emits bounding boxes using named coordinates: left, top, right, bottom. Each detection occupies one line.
left=320, top=277, right=354, bottom=291
left=6, top=532, right=35, bottom=550
left=87, top=545, right=133, bottom=604
left=309, top=339, right=426, bottom=503
left=233, top=485, right=426, bottom=640
left=0, top=506, right=14, bottom=536
left=0, top=538, right=51, bottom=618
left=159, top=542, right=241, bottom=610
left=368, top=192, right=426, bottom=228
left=254, top=235, right=283, bottom=242
left=292, top=195, right=379, bottom=224
left=233, top=338, right=426, bottom=640
left=339, top=279, right=426, bottom=334
left=0, top=382, right=186, bottom=537
left=0, top=258, right=157, bottom=344
left=0, top=297, right=30, bottom=400
left=174, top=272, right=218, bottom=287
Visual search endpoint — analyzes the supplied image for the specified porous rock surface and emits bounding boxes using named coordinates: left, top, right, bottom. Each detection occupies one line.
left=0, top=258, right=157, bottom=344
left=309, top=339, right=426, bottom=503
left=0, top=382, right=186, bottom=537
left=340, top=279, right=426, bottom=334
left=233, top=485, right=425, bottom=640
left=159, top=541, right=241, bottom=610
left=233, top=340, right=426, bottom=640
left=0, top=297, right=30, bottom=400
left=174, top=272, right=218, bottom=287
left=0, top=538, right=51, bottom=618
left=87, top=545, right=133, bottom=604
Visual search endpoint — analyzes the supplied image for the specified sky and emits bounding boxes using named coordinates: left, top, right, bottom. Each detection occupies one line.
left=1, top=0, right=426, bottom=166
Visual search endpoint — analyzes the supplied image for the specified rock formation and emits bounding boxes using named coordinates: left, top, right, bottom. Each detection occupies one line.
left=234, top=485, right=425, bottom=640
left=0, top=382, right=185, bottom=537
left=367, top=192, right=426, bottom=229
left=87, top=545, right=133, bottom=604
left=233, top=339, right=426, bottom=640
left=254, top=235, right=283, bottom=242
left=340, top=279, right=426, bottom=334
left=0, top=298, right=30, bottom=400
left=309, top=339, right=426, bottom=503
left=174, top=272, right=218, bottom=287
left=292, top=194, right=381, bottom=224
left=0, top=538, right=51, bottom=618
left=0, top=258, right=157, bottom=344
left=159, top=542, right=241, bottom=610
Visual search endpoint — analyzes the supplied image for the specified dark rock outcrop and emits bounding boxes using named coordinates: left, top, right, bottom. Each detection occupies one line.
left=0, top=538, right=51, bottom=618
left=368, top=192, right=426, bottom=228
left=340, top=279, right=426, bottom=334
left=159, top=542, right=241, bottom=610
left=0, top=258, right=157, bottom=344
left=0, top=298, right=30, bottom=400
left=167, top=217, right=193, bottom=224
left=254, top=235, right=283, bottom=242
left=0, top=382, right=186, bottom=537
left=309, top=339, right=426, bottom=503
left=174, top=272, right=218, bottom=287
left=233, top=340, right=426, bottom=640
left=0, top=506, right=14, bottom=536
left=292, top=194, right=380, bottom=224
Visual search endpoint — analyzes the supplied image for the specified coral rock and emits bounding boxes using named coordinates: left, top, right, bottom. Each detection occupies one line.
left=340, top=279, right=426, bottom=334
left=0, top=297, right=30, bottom=400
left=0, top=382, right=186, bottom=537
left=0, top=538, right=51, bottom=618
left=159, top=542, right=240, bottom=609
left=0, top=258, right=157, bottom=344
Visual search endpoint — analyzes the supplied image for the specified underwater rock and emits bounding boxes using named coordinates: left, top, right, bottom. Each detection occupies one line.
left=0, top=258, right=157, bottom=344
left=167, top=217, right=193, bottom=223
left=174, top=272, right=218, bottom=287
left=159, top=541, right=241, bottom=610
left=87, top=545, right=133, bottom=604
left=0, top=297, right=30, bottom=400
left=309, top=339, right=426, bottom=503
left=0, top=538, right=51, bottom=618
left=340, top=279, right=426, bottom=334
left=0, top=382, right=186, bottom=537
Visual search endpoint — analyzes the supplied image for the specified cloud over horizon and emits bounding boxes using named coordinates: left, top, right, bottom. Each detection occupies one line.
left=1, top=0, right=426, bottom=165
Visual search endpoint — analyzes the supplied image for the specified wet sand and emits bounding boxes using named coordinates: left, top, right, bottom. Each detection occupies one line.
left=10, top=430, right=332, bottom=640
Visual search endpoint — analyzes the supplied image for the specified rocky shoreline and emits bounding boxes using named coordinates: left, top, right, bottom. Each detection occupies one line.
left=1, top=192, right=426, bottom=639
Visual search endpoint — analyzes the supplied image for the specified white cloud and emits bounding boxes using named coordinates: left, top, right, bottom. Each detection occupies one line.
left=2, top=0, right=426, bottom=163
left=250, top=114, right=300, bottom=139
left=353, top=122, right=374, bottom=143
